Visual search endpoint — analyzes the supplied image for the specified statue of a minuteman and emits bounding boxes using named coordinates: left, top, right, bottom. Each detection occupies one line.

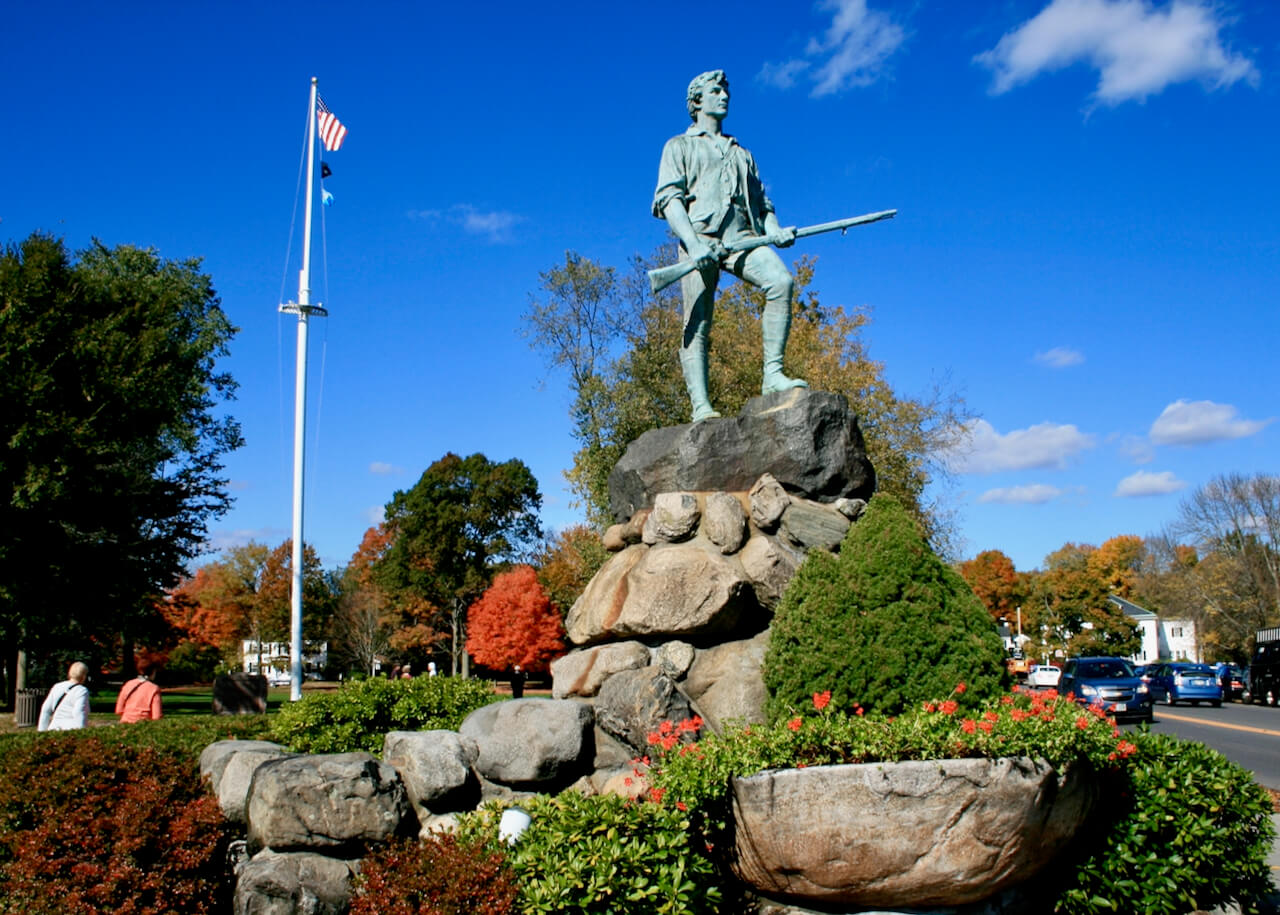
left=653, top=69, right=806, bottom=423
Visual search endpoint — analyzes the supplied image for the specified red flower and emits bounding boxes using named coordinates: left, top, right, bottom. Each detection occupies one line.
left=923, top=702, right=937, bottom=713
left=961, top=718, right=977, bottom=734
left=676, top=801, right=688, bottom=812
left=787, top=717, right=802, bottom=732
left=659, top=721, right=674, bottom=735
left=955, top=682, right=967, bottom=694
left=983, top=710, right=999, bottom=722
left=1076, top=717, right=1090, bottom=730
left=648, top=786, right=666, bottom=804
left=1001, top=695, right=1015, bottom=705
left=812, top=690, right=832, bottom=711
left=978, top=720, right=994, bottom=733
left=1010, top=708, right=1028, bottom=722
left=855, top=707, right=864, bottom=717
left=940, top=700, right=959, bottom=715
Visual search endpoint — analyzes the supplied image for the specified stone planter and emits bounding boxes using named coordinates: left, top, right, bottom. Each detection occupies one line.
left=730, top=757, right=1093, bottom=908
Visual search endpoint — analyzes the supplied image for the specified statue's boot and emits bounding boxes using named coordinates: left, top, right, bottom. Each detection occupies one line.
left=761, top=304, right=808, bottom=394
left=680, top=341, right=721, bottom=422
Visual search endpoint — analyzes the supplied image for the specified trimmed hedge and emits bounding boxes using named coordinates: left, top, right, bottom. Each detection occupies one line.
left=351, top=833, right=518, bottom=915
left=1051, top=732, right=1276, bottom=914
left=765, top=492, right=1010, bottom=720
left=0, top=734, right=232, bottom=914
left=269, top=675, right=500, bottom=754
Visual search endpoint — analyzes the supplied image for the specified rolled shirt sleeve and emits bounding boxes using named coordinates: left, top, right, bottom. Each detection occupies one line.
left=652, top=136, right=690, bottom=218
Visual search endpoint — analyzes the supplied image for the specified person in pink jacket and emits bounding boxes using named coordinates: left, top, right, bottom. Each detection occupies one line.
left=115, top=660, right=163, bottom=723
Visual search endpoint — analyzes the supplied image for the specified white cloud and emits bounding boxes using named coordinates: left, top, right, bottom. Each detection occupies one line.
left=364, top=505, right=385, bottom=526
left=1034, top=346, right=1085, bottom=368
left=1148, top=399, right=1272, bottom=445
left=946, top=418, right=1096, bottom=473
left=369, top=461, right=403, bottom=475
left=406, top=204, right=524, bottom=243
left=1116, top=434, right=1155, bottom=464
left=975, top=0, right=1258, bottom=106
left=978, top=484, right=1064, bottom=504
left=758, top=0, right=906, bottom=97
left=1114, top=469, right=1186, bottom=497
left=455, top=205, right=523, bottom=242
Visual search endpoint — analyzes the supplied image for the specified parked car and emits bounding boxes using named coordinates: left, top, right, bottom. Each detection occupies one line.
left=1026, top=664, right=1061, bottom=688
left=1058, top=657, right=1153, bottom=722
left=1133, top=664, right=1154, bottom=686
left=1147, top=662, right=1223, bottom=707
left=1212, top=663, right=1247, bottom=701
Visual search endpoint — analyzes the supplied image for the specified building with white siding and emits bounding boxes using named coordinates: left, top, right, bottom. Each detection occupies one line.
left=1107, top=595, right=1200, bottom=663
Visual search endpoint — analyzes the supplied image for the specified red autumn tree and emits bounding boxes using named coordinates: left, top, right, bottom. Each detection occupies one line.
left=465, top=565, right=565, bottom=674
left=956, top=549, right=1022, bottom=623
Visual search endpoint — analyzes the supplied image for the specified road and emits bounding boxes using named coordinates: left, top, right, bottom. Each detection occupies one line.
left=1119, top=697, right=1280, bottom=790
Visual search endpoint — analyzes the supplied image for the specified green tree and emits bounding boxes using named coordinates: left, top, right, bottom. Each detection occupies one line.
left=376, top=452, right=543, bottom=674
left=0, top=233, right=241, bottom=701
left=764, top=493, right=1009, bottom=720
left=525, top=249, right=970, bottom=553
left=1031, top=543, right=1141, bottom=658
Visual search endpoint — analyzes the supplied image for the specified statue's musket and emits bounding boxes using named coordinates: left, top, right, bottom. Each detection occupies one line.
left=648, top=209, right=898, bottom=294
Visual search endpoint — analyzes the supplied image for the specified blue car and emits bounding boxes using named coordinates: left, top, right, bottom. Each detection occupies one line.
left=1147, top=662, right=1223, bottom=707
left=1059, top=657, right=1153, bottom=723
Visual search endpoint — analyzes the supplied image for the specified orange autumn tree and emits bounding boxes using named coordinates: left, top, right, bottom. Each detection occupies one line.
left=465, top=565, right=565, bottom=674
left=956, top=549, right=1022, bottom=623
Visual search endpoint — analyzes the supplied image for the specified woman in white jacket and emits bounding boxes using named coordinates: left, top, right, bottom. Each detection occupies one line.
left=37, top=661, right=90, bottom=731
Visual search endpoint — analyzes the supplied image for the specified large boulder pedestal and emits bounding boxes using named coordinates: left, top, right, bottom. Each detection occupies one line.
left=730, top=757, right=1093, bottom=909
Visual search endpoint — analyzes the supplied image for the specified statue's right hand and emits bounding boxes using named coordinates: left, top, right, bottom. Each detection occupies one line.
left=688, top=239, right=724, bottom=269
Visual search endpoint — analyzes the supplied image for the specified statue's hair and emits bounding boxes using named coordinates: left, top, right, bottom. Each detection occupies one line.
left=687, top=70, right=729, bottom=120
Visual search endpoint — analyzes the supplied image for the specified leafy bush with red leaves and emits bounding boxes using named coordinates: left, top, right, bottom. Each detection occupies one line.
left=350, top=833, right=518, bottom=915
left=0, top=734, right=231, bottom=915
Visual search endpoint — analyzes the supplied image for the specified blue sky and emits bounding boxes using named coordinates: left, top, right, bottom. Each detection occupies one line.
left=3, top=0, right=1276, bottom=573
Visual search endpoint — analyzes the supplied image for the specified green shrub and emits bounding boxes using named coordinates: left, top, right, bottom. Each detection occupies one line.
left=0, top=712, right=271, bottom=761
left=457, top=792, right=724, bottom=914
left=269, top=675, right=499, bottom=754
left=765, top=492, right=1009, bottom=720
left=0, top=735, right=231, bottom=914
left=350, top=833, right=518, bottom=915
left=1051, top=732, right=1276, bottom=914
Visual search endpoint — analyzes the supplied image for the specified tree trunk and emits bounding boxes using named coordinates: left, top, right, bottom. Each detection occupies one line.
left=121, top=633, right=136, bottom=679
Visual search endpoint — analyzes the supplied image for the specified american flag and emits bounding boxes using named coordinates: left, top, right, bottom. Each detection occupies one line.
left=316, top=97, right=347, bottom=151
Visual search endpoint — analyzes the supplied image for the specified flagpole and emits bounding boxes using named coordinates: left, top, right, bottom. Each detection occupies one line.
left=280, top=76, right=327, bottom=702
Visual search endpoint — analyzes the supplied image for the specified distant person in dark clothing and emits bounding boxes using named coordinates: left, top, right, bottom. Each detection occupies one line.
left=510, top=665, right=526, bottom=699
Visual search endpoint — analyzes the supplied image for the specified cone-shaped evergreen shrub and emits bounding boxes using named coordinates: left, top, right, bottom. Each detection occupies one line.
left=765, top=493, right=1010, bottom=720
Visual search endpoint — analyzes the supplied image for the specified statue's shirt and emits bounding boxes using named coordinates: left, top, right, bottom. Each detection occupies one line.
left=653, top=126, right=775, bottom=238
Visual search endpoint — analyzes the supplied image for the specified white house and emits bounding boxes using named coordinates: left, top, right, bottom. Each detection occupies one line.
left=242, top=640, right=329, bottom=683
left=1107, top=595, right=1200, bottom=663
